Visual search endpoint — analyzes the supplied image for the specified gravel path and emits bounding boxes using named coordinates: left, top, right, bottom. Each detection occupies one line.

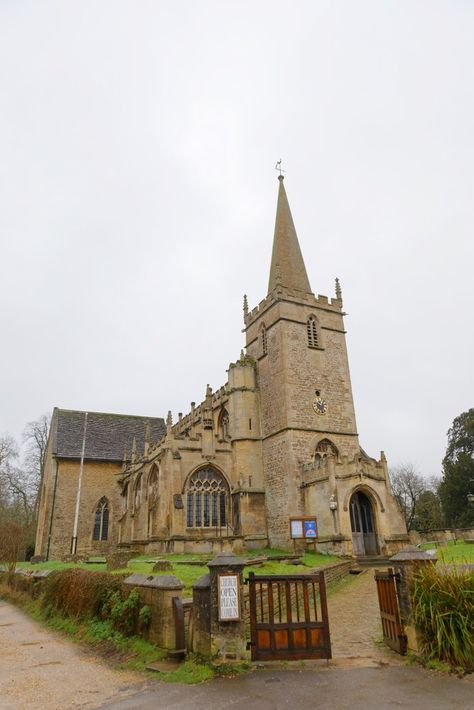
left=0, top=600, right=146, bottom=709
left=326, top=569, right=403, bottom=665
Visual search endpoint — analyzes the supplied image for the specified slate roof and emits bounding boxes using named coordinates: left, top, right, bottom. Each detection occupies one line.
left=51, top=408, right=166, bottom=462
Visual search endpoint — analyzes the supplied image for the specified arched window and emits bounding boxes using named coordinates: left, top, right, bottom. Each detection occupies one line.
left=218, top=408, right=230, bottom=440
left=186, top=467, right=229, bottom=528
left=148, top=465, right=159, bottom=508
left=122, top=483, right=128, bottom=511
left=93, top=497, right=109, bottom=541
left=260, top=324, right=268, bottom=356
left=134, top=475, right=142, bottom=510
left=307, top=316, right=319, bottom=348
left=314, top=439, right=338, bottom=468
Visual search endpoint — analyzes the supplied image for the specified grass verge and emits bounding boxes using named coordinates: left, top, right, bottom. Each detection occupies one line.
left=0, top=582, right=251, bottom=683
left=17, top=548, right=341, bottom=594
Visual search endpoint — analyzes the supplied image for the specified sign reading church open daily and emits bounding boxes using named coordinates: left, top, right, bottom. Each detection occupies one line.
left=218, top=573, right=241, bottom=621
left=290, top=517, right=318, bottom=539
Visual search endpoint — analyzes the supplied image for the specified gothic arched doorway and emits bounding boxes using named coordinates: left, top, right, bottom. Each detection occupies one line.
left=349, top=490, right=378, bottom=556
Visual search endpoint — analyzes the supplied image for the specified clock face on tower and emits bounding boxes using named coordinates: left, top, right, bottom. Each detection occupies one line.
left=313, top=397, right=328, bottom=415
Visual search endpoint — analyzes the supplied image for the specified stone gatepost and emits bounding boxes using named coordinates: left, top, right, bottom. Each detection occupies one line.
left=191, top=573, right=211, bottom=657
left=122, top=573, right=184, bottom=650
left=207, top=552, right=248, bottom=661
left=389, top=546, right=436, bottom=654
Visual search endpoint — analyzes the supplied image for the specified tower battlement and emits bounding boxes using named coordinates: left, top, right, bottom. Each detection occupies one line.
left=244, top=289, right=342, bottom=329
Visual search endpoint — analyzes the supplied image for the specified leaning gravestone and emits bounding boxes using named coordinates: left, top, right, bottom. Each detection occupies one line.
left=106, top=550, right=134, bottom=570
left=153, top=559, right=172, bottom=571
left=30, top=556, right=46, bottom=565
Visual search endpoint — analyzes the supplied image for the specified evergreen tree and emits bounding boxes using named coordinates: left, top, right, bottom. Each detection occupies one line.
left=438, top=409, right=474, bottom=527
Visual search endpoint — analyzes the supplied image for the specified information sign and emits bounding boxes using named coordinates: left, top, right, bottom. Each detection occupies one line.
left=290, top=519, right=304, bottom=538
left=289, top=517, right=318, bottom=540
left=304, top=519, right=317, bottom=537
left=218, top=573, right=241, bottom=621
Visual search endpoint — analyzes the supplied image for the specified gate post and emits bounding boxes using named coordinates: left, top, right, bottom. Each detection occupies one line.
left=207, top=552, right=248, bottom=662
left=390, top=546, right=436, bottom=654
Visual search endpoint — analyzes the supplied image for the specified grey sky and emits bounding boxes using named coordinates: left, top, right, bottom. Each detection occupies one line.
left=1, top=1, right=473, bottom=478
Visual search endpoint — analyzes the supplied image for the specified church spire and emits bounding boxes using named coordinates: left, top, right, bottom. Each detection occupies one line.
left=268, top=176, right=312, bottom=295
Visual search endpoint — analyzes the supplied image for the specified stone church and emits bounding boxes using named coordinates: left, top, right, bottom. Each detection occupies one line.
left=35, top=176, right=408, bottom=560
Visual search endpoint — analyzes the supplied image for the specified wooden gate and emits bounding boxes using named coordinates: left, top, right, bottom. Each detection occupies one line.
left=374, top=568, right=407, bottom=655
left=247, top=572, right=331, bottom=661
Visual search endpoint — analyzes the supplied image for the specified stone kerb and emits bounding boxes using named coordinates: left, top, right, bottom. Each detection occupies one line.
left=390, top=546, right=436, bottom=654
left=207, top=552, right=248, bottom=661
left=122, top=573, right=183, bottom=650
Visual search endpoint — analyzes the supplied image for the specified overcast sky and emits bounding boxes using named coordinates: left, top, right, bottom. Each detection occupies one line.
left=1, top=1, right=473, bottom=478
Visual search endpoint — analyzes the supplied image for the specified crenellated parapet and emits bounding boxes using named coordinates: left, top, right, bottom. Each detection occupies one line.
left=301, top=448, right=387, bottom=488
left=244, top=287, right=343, bottom=331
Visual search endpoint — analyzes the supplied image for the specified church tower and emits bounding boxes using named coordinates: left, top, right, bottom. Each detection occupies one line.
left=245, top=175, right=361, bottom=547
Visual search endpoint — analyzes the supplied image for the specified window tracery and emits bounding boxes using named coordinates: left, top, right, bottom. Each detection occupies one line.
left=186, top=467, right=229, bottom=528
left=314, top=439, right=338, bottom=468
left=92, top=497, right=109, bottom=541
left=307, top=316, right=319, bottom=348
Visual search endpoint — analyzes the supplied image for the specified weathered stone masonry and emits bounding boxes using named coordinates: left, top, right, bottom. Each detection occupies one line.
left=35, top=176, right=409, bottom=559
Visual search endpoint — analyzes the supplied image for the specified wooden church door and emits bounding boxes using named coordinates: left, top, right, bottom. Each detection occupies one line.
left=350, top=491, right=378, bottom=556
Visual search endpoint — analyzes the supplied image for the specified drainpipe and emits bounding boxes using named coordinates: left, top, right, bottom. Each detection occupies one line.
left=71, top=412, right=88, bottom=555
left=46, top=458, right=59, bottom=561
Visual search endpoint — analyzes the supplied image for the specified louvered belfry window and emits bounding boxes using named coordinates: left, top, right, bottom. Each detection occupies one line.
left=186, top=467, right=228, bottom=528
left=307, top=316, right=319, bottom=348
left=93, top=497, right=109, bottom=541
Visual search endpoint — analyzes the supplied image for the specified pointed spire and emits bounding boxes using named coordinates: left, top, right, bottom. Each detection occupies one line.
left=268, top=176, right=312, bottom=295
left=243, top=294, right=248, bottom=319
left=166, top=410, right=173, bottom=432
left=131, top=436, right=137, bottom=462
left=335, top=277, right=342, bottom=301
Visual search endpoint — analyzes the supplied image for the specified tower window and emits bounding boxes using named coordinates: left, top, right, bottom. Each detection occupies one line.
left=92, top=497, right=109, bottom=541
left=261, top=325, right=268, bottom=356
left=186, top=467, right=229, bottom=528
left=307, top=316, right=319, bottom=348
left=314, top=439, right=338, bottom=468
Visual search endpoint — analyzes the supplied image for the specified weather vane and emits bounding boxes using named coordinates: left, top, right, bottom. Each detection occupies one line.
left=275, top=159, right=285, bottom=176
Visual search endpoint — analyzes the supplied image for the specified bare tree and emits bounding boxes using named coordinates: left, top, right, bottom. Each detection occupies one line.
left=0, top=434, right=18, bottom=467
left=0, top=435, right=19, bottom=515
left=22, top=413, right=50, bottom=519
left=0, top=433, right=37, bottom=527
left=0, top=519, right=27, bottom=572
left=389, top=463, right=428, bottom=530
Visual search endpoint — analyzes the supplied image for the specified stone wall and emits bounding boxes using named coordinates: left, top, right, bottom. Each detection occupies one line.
left=0, top=568, right=184, bottom=653
left=409, top=528, right=474, bottom=545
left=36, top=458, right=124, bottom=559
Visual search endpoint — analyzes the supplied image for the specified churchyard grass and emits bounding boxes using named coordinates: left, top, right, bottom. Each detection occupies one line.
left=418, top=540, right=474, bottom=564
left=18, top=548, right=340, bottom=593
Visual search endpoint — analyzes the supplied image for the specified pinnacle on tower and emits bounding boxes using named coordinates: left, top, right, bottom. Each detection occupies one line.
left=268, top=176, right=312, bottom=295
